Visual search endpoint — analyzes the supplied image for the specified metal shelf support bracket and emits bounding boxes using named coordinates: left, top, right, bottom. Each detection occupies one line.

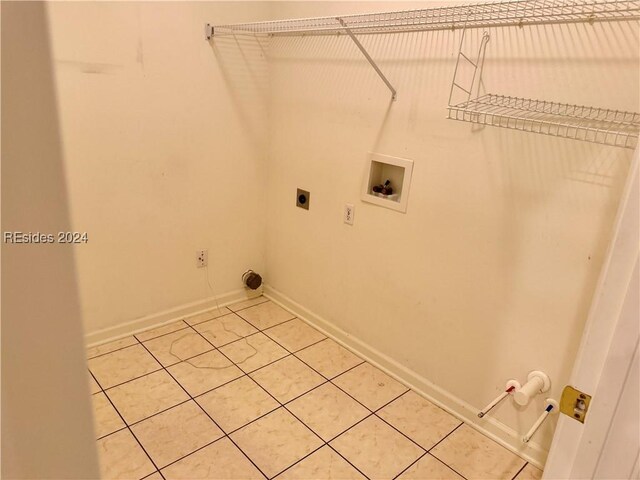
left=448, top=28, right=490, bottom=107
left=337, top=17, right=397, bottom=101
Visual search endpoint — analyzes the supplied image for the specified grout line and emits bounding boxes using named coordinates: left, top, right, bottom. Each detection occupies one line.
left=183, top=308, right=234, bottom=328
left=261, top=330, right=328, bottom=355
left=95, top=425, right=128, bottom=442
left=85, top=296, right=269, bottom=359
left=142, top=470, right=164, bottom=480
left=133, top=321, right=191, bottom=343
left=324, top=411, right=376, bottom=443
left=86, top=306, right=236, bottom=360
left=87, top=341, right=140, bottom=360
left=224, top=346, right=293, bottom=375
left=134, top=336, right=271, bottom=480
left=326, top=443, right=372, bottom=480
left=94, top=299, right=467, bottom=480
left=125, top=398, right=192, bottom=429
left=141, top=471, right=162, bottom=480
left=427, top=422, right=464, bottom=453
left=422, top=422, right=471, bottom=480
left=511, top=462, right=529, bottom=480
left=267, top=443, right=328, bottom=479
left=370, top=411, right=426, bottom=455
left=226, top=297, right=271, bottom=313
left=91, top=299, right=282, bottom=478
left=222, top=403, right=282, bottom=437
left=188, top=316, right=260, bottom=348
left=157, top=435, right=227, bottom=473
left=86, top=340, right=139, bottom=360
left=391, top=451, right=429, bottom=480
left=88, top=370, right=104, bottom=395
left=193, top=372, right=252, bottom=400
left=98, top=379, right=166, bottom=480
left=232, top=307, right=296, bottom=331
left=279, top=379, right=331, bottom=406
left=98, top=366, right=164, bottom=391
left=190, top=317, right=369, bottom=480
left=391, top=451, right=470, bottom=480
left=373, top=388, right=411, bottom=413
left=427, top=452, right=469, bottom=480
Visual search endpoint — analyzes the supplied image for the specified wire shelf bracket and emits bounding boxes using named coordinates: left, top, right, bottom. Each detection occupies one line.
left=205, top=17, right=397, bottom=101
left=337, top=18, right=397, bottom=101
left=449, top=29, right=491, bottom=109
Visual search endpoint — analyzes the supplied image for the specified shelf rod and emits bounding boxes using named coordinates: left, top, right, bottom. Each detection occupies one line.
left=337, top=17, right=397, bottom=101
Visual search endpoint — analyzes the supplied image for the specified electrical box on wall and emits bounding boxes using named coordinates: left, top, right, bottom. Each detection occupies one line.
left=361, top=152, right=414, bottom=213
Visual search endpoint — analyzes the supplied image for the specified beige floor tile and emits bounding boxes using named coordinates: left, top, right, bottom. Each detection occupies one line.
left=219, top=333, right=288, bottom=373
left=97, top=429, right=155, bottom=480
left=287, top=383, right=369, bottom=441
left=332, top=363, right=408, bottom=411
left=264, top=318, right=326, bottom=352
left=330, top=415, right=424, bottom=480
left=162, top=437, right=265, bottom=479
left=184, top=307, right=232, bottom=326
left=89, top=373, right=101, bottom=394
left=430, top=424, right=526, bottom=480
left=295, top=339, right=363, bottom=379
left=88, top=344, right=161, bottom=389
left=250, top=356, right=325, bottom=403
left=92, top=392, right=126, bottom=438
left=228, top=296, right=270, bottom=312
left=143, top=330, right=213, bottom=367
left=276, top=446, right=366, bottom=480
left=131, top=401, right=223, bottom=468
left=87, top=336, right=137, bottom=359
left=397, top=453, right=464, bottom=480
left=106, top=370, right=189, bottom=424
left=168, top=350, right=244, bottom=397
left=236, top=301, right=295, bottom=330
left=377, top=391, right=461, bottom=450
left=193, top=313, right=258, bottom=347
left=230, top=408, right=323, bottom=478
left=136, top=320, right=189, bottom=342
left=197, top=376, right=279, bottom=433
left=515, top=463, right=543, bottom=480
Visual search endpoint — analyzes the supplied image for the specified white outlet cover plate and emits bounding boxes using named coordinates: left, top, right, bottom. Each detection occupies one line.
left=344, top=203, right=354, bottom=225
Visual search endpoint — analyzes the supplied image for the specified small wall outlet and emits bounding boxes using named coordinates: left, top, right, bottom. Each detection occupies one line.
left=344, top=203, right=355, bottom=225
left=196, top=249, right=208, bottom=268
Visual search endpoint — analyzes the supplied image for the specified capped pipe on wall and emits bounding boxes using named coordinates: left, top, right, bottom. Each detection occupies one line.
left=514, top=371, right=551, bottom=406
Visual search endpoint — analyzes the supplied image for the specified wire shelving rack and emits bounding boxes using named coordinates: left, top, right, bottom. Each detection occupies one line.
left=207, top=0, right=639, bottom=36
left=207, top=0, right=640, bottom=149
left=448, top=95, right=640, bottom=148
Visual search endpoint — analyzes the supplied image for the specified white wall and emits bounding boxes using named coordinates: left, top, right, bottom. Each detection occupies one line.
left=264, top=1, right=639, bottom=460
left=2, top=2, right=99, bottom=477
left=46, top=2, right=273, bottom=339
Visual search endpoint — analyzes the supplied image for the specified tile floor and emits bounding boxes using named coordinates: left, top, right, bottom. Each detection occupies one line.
left=87, top=297, right=543, bottom=480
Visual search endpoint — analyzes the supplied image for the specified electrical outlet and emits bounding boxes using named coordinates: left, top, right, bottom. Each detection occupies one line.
left=344, top=203, right=355, bottom=225
left=196, top=249, right=208, bottom=268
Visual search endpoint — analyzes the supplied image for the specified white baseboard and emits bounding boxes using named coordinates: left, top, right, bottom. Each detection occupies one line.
left=264, top=284, right=548, bottom=469
left=85, top=287, right=262, bottom=347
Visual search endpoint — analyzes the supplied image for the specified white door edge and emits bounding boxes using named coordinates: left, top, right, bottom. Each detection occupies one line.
left=543, top=146, right=639, bottom=479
